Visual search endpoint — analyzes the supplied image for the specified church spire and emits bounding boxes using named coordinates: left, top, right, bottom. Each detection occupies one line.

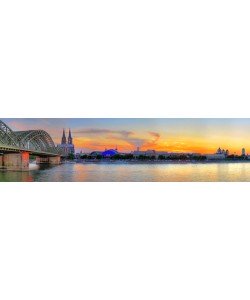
left=68, top=129, right=73, bottom=144
left=61, top=129, right=66, bottom=144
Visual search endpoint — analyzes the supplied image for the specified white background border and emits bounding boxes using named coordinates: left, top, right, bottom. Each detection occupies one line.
left=1, top=1, right=250, bottom=299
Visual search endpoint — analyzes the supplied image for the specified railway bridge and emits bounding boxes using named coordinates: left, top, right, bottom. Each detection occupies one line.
left=0, top=120, right=61, bottom=170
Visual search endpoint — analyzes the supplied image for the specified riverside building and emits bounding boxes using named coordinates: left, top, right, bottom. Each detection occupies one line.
left=132, top=149, right=200, bottom=159
left=205, top=147, right=229, bottom=160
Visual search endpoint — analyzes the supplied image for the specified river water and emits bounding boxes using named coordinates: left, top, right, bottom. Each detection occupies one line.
left=1, top=161, right=250, bottom=182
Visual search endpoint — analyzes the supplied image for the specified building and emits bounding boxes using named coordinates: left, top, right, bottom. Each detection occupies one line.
left=57, top=129, right=75, bottom=156
left=242, top=148, right=246, bottom=156
left=88, top=149, right=119, bottom=158
left=132, top=149, right=199, bottom=159
left=216, top=147, right=229, bottom=155
left=132, top=149, right=158, bottom=158
left=205, top=154, right=226, bottom=160
left=102, top=149, right=119, bottom=157
left=89, top=151, right=103, bottom=158
left=205, top=147, right=230, bottom=160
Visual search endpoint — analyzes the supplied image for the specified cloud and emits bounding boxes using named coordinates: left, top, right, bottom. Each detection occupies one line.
left=142, top=131, right=161, bottom=148
left=74, top=128, right=133, bottom=136
left=148, top=131, right=160, bottom=140
left=74, top=128, right=137, bottom=144
left=72, top=128, right=139, bottom=150
left=73, top=128, right=162, bottom=150
left=125, top=137, right=147, bottom=148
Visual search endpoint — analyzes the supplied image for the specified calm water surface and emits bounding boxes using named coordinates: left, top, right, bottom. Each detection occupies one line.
left=1, top=161, right=250, bottom=182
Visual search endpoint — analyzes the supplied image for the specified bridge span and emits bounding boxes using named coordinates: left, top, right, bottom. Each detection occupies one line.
left=0, top=120, right=61, bottom=170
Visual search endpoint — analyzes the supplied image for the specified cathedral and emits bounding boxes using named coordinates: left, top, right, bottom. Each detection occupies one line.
left=58, top=129, right=75, bottom=156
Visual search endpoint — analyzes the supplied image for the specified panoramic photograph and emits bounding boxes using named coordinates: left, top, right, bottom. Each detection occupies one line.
left=1, top=118, right=250, bottom=182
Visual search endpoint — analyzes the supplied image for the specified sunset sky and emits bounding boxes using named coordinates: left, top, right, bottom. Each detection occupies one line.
left=2, top=118, right=250, bottom=154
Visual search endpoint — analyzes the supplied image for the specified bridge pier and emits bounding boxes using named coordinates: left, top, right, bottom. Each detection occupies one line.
left=48, top=156, right=61, bottom=165
left=1, top=152, right=30, bottom=171
left=36, top=156, right=61, bottom=165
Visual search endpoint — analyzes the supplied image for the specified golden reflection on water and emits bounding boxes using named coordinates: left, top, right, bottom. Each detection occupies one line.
left=71, top=162, right=250, bottom=182
left=2, top=162, right=250, bottom=182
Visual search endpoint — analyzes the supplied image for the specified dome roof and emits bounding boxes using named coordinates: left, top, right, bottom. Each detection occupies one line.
left=90, top=151, right=102, bottom=155
left=102, top=149, right=118, bottom=157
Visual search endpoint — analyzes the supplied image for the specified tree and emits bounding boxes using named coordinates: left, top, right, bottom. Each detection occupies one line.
left=67, top=153, right=75, bottom=160
left=192, top=155, right=206, bottom=161
left=158, top=155, right=166, bottom=160
left=125, top=154, right=134, bottom=160
left=138, top=155, right=147, bottom=160
left=179, top=155, right=188, bottom=160
left=111, top=154, right=122, bottom=160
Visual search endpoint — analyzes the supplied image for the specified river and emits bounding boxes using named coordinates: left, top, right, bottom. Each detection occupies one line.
left=1, top=161, right=250, bottom=182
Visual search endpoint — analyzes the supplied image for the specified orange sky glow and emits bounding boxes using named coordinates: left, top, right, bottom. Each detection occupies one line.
left=3, top=118, right=250, bottom=155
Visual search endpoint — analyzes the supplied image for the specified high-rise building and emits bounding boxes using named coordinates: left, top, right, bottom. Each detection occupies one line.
left=242, top=148, right=246, bottom=156
left=58, top=129, right=75, bottom=156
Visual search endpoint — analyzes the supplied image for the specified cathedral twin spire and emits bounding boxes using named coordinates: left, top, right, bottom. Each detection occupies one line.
left=61, top=129, right=73, bottom=145
left=68, top=129, right=73, bottom=144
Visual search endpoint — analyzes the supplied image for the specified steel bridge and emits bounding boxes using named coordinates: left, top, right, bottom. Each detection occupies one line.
left=0, top=120, right=61, bottom=170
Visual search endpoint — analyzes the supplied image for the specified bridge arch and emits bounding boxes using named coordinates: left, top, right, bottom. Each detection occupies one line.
left=14, top=130, right=58, bottom=154
left=0, top=120, right=20, bottom=147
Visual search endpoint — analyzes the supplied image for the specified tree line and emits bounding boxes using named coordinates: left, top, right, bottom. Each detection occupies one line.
left=68, top=153, right=208, bottom=161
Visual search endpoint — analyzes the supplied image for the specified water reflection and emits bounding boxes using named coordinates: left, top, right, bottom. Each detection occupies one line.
left=0, top=170, right=34, bottom=182
left=1, top=162, right=250, bottom=182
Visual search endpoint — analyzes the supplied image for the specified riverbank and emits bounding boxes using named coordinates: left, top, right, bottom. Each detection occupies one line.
left=72, top=159, right=250, bottom=165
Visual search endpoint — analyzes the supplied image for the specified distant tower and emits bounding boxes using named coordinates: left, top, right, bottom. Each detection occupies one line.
left=115, top=145, right=118, bottom=151
left=61, top=129, right=67, bottom=144
left=68, top=129, right=73, bottom=144
left=242, top=148, right=246, bottom=156
left=137, top=147, right=140, bottom=152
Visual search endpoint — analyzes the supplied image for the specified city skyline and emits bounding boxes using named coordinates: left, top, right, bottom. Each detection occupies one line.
left=2, top=118, right=250, bottom=154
